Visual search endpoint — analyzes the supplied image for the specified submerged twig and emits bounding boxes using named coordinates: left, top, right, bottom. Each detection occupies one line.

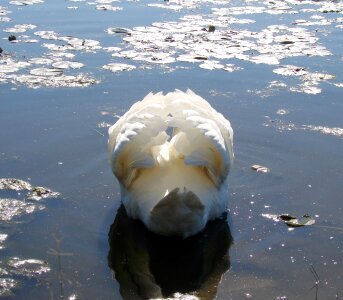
left=53, top=232, right=64, bottom=300
left=93, top=128, right=105, bottom=137
left=47, top=231, right=73, bottom=300
left=309, top=265, right=320, bottom=300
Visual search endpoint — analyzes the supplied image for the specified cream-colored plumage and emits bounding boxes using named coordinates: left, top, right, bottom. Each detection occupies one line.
left=108, top=89, right=233, bottom=237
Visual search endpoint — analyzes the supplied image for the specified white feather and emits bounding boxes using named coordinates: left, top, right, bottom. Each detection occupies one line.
left=108, top=89, right=234, bottom=237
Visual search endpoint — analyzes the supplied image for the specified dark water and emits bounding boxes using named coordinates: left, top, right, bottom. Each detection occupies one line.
left=1, top=0, right=343, bottom=299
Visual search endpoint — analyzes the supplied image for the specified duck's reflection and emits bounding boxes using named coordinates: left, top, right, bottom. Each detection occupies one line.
left=108, top=205, right=233, bottom=300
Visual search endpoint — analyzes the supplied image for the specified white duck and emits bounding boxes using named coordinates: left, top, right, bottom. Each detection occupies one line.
left=108, top=89, right=234, bottom=238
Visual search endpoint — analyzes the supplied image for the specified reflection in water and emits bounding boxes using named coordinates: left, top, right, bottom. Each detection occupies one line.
left=108, top=206, right=233, bottom=300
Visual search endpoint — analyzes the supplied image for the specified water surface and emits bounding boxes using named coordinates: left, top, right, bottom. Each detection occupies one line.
left=1, top=0, right=343, bottom=299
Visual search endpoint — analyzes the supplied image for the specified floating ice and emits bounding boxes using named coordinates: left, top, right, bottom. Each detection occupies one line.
left=250, top=54, right=280, bottom=65
left=290, top=82, right=321, bottom=95
left=7, top=258, right=50, bottom=277
left=0, top=59, right=30, bottom=74
left=1, top=0, right=342, bottom=92
left=95, top=4, right=122, bottom=11
left=61, top=37, right=102, bottom=52
left=0, top=6, right=11, bottom=19
left=52, top=61, right=84, bottom=69
left=49, top=51, right=75, bottom=59
left=263, top=118, right=343, bottom=138
left=34, top=30, right=60, bottom=40
left=0, top=178, right=32, bottom=190
left=12, top=73, right=99, bottom=88
left=103, top=46, right=121, bottom=52
left=199, top=60, right=224, bottom=70
left=4, top=24, right=36, bottom=33
left=15, top=36, right=39, bottom=43
left=28, top=57, right=54, bottom=65
left=84, top=0, right=124, bottom=11
left=35, top=30, right=102, bottom=52
left=0, top=178, right=57, bottom=297
left=319, top=2, right=343, bottom=14
left=0, top=178, right=60, bottom=220
left=273, top=65, right=309, bottom=77
left=96, top=0, right=120, bottom=3
left=0, top=278, right=18, bottom=297
left=273, top=65, right=335, bottom=94
left=0, top=16, right=11, bottom=22
left=102, top=63, right=136, bottom=72
left=0, top=233, right=7, bottom=243
left=148, top=3, right=183, bottom=11
left=303, top=125, right=343, bottom=137
left=105, top=7, right=332, bottom=80
left=0, top=233, right=8, bottom=249
left=1, top=26, right=101, bottom=88
left=27, top=186, right=60, bottom=201
left=147, top=0, right=227, bottom=11
left=30, top=67, right=63, bottom=76
left=9, top=0, right=44, bottom=5
left=0, top=198, right=44, bottom=221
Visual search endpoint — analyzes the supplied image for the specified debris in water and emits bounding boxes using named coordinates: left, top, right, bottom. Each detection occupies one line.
left=97, top=121, right=111, bottom=128
left=276, top=109, right=288, bottom=115
left=8, top=35, right=16, bottom=42
left=27, top=186, right=60, bottom=201
left=251, top=164, right=270, bottom=173
left=262, top=213, right=316, bottom=227
left=208, top=25, right=215, bottom=32
left=106, top=27, right=131, bottom=35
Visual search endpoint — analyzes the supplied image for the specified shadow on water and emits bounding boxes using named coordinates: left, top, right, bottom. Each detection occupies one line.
left=108, top=205, right=233, bottom=300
